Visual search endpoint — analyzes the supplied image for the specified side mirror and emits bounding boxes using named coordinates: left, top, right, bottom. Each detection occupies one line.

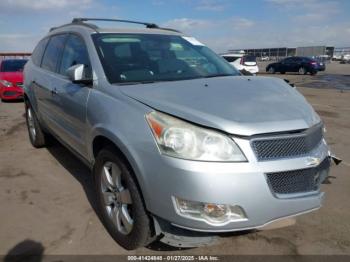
left=66, top=64, right=92, bottom=85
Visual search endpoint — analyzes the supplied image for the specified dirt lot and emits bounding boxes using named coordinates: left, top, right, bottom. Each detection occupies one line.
left=0, top=62, right=349, bottom=256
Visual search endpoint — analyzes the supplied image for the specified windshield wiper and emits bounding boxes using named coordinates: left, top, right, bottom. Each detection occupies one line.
left=116, top=80, right=156, bottom=86
left=204, top=74, right=232, bottom=78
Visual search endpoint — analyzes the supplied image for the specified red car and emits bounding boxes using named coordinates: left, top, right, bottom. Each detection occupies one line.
left=0, top=59, right=28, bottom=101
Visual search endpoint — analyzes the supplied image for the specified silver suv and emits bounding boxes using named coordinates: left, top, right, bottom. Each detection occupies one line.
left=24, top=18, right=333, bottom=250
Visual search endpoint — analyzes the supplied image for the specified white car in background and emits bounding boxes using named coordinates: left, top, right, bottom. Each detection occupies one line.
left=221, top=53, right=259, bottom=75
left=261, top=56, right=270, bottom=61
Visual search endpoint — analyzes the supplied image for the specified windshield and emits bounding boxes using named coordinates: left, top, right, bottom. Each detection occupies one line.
left=92, top=34, right=240, bottom=84
left=0, top=60, right=28, bottom=72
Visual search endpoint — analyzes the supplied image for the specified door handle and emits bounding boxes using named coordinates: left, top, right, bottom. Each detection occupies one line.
left=51, top=88, right=58, bottom=95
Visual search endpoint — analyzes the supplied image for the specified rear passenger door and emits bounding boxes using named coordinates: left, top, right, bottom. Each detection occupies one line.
left=53, top=34, right=92, bottom=157
left=35, top=34, right=67, bottom=128
left=291, top=57, right=302, bottom=72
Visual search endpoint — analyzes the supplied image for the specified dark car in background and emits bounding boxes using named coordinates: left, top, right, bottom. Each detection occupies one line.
left=0, top=59, right=27, bottom=101
left=313, top=57, right=326, bottom=71
left=266, top=56, right=324, bottom=75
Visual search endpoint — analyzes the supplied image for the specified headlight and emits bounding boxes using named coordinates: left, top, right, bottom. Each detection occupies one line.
left=0, top=80, right=13, bottom=87
left=146, top=111, right=246, bottom=162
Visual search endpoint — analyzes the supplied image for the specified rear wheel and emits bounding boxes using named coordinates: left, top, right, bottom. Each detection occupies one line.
left=94, top=146, right=153, bottom=250
left=25, top=101, right=48, bottom=148
left=268, top=67, right=275, bottom=74
left=298, top=67, right=306, bottom=75
left=280, top=71, right=286, bottom=74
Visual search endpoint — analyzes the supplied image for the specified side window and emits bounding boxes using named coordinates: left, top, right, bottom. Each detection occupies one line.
left=59, top=34, right=92, bottom=78
left=283, top=58, right=292, bottom=63
left=31, top=37, right=49, bottom=66
left=41, top=34, right=67, bottom=72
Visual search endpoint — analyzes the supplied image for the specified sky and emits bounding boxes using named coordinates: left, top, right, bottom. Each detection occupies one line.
left=0, top=0, right=349, bottom=53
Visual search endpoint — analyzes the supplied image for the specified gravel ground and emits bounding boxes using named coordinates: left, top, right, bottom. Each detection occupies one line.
left=0, top=62, right=349, bottom=256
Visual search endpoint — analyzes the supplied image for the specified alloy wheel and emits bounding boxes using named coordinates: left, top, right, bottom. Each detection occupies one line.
left=27, top=108, right=36, bottom=140
left=101, top=161, right=133, bottom=235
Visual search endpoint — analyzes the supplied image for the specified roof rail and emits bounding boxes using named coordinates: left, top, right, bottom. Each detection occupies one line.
left=71, top=18, right=182, bottom=33
left=50, top=22, right=98, bottom=32
left=49, top=18, right=181, bottom=33
left=72, top=18, right=159, bottom=28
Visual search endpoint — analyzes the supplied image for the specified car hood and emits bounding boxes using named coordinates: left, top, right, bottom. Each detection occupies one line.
left=120, top=76, right=320, bottom=136
left=0, top=72, right=23, bottom=83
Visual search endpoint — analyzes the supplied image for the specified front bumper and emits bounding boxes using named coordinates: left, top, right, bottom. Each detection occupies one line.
left=245, top=67, right=259, bottom=74
left=142, top=138, right=330, bottom=233
left=0, top=86, right=24, bottom=100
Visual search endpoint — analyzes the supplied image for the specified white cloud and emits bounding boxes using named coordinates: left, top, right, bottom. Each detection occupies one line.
left=0, top=34, right=42, bottom=52
left=266, top=0, right=340, bottom=15
left=195, top=0, right=227, bottom=11
left=266, top=0, right=313, bottom=5
left=230, top=18, right=255, bottom=29
left=163, top=17, right=254, bottom=32
left=0, top=0, right=92, bottom=11
left=162, top=18, right=213, bottom=32
left=164, top=15, right=350, bottom=53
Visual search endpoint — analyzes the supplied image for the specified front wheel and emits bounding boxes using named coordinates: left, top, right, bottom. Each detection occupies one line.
left=268, top=67, right=276, bottom=74
left=94, top=146, right=153, bottom=250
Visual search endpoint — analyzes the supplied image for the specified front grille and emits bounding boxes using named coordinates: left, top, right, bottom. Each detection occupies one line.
left=266, top=157, right=330, bottom=195
left=251, top=124, right=323, bottom=161
left=3, top=91, right=18, bottom=96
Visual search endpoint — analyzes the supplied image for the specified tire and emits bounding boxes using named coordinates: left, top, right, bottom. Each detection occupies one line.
left=310, top=71, right=317, bottom=76
left=280, top=71, right=286, bottom=74
left=298, top=67, right=306, bottom=75
left=94, top=146, right=153, bottom=250
left=268, top=67, right=275, bottom=74
left=25, top=101, right=47, bottom=148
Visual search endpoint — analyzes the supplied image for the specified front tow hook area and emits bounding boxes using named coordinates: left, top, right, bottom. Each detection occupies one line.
left=321, top=154, right=342, bottom=185
left=330, top=154, right=342, bottom=166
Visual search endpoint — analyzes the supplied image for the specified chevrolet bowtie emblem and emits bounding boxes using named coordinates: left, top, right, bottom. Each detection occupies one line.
left=306, top=157, right=321, bottom=166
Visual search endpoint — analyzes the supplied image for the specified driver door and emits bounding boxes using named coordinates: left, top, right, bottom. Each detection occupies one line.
left=280, top=57, right=293, bottom=72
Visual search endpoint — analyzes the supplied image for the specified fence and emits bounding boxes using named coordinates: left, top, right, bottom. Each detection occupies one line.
left=0, top=53, right=31, bottom=61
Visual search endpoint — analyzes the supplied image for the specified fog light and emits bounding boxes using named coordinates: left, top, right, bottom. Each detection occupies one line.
left=174, top=197, right=247, bottom=225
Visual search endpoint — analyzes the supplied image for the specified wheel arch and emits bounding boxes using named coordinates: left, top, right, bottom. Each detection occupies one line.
left=90, top=130, right=151, bottom=209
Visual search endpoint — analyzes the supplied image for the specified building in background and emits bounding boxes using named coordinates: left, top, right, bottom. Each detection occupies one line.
left=227, top=46, right=336, bottom=61
left=333, top=47, right=350, bottom=60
